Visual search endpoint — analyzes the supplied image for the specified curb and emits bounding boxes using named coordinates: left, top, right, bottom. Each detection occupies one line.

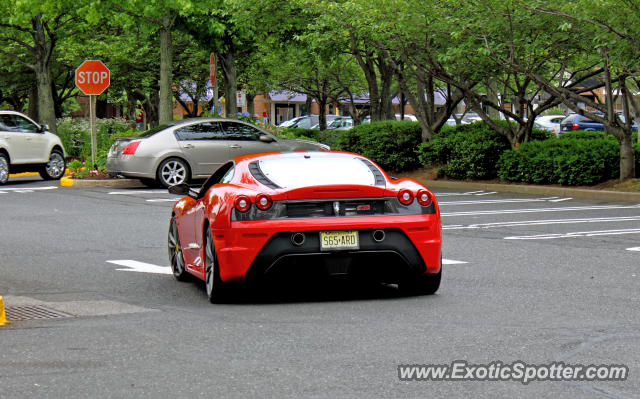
left=0, top=296, right=7, bottom=326
left=60, top=176, right=144, bottom=188
left=417, top=179, right=640, bottom=203
left=9, top=169, right=71, bottom=178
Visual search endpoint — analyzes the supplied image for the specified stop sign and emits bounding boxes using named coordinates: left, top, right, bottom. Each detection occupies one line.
left=75, top=60, right=110, bottom=95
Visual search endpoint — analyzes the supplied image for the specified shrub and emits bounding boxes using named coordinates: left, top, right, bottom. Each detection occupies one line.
left=57, top=117, right=133, bottom=159
left=417, top=122, right=511, bottom=179
left=337, top=120, right=422, bottom=172
left=497, top=137, right=620, bottom=185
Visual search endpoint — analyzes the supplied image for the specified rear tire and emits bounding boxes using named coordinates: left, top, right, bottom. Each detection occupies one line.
left=168, top=216, right=189, bottom=281
left=0, top=153, right=9, bottom=184
left=157, top=157, right=190, bottom=188
left=399, top=269, right=441, bottom=296
left=39, top=150, right=66, bottom=180
left=204, top=226, right=229, bottom=303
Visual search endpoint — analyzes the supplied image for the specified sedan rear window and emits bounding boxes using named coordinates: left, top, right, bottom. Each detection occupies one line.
left=258, top=154, right=378, bottom=189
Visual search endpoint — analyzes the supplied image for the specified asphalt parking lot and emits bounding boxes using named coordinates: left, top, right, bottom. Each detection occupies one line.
left=1, top=177, right=639, bottom=398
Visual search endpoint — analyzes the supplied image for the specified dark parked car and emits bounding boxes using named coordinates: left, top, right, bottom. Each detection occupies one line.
left=559, top=113, right=637, bottom=134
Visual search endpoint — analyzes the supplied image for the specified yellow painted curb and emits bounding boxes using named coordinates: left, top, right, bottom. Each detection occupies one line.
left=0, top=296, right=7, bottom=326
left=60, top=176, right=74, bottom=187
left=9, top=169, right=70, bottom=178
left=9, top=172, right=40, bottom=177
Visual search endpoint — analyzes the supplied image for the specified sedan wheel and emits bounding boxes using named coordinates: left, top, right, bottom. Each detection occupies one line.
left=205, top=226, right=227, bottom=303
left=168, top=216, right=188, bottom=281
left=157, top=158, right=190, bottom=188
left=0, top=154, right=9, bottom=184
left=39, top=150, right=66, bottom=180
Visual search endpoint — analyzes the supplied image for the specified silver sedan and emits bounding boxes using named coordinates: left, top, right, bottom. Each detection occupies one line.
left=107, top=118, right=329, bottom=187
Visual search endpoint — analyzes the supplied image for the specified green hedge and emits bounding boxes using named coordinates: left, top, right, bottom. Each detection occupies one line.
left=496, top=137, right=621, bottom=185
left=337, top=121, right=422, bottom=172
left=417, top=122, right=512, bottom=179
left=56, top=117, right=134, bottom=170
left=57, top=117, right=134, bottom=159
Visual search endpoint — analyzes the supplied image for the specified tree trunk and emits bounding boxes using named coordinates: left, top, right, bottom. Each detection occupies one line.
left=126, top=91, right=137, bottom=121
left=28, top=84, right=39, bottom=121
left=31, top=14, right=57, bottom=134
left=247, top=93, right=255, bottom=118
left=305, top=96, right=312, bottom=116
left=34, top=67, right=56, bottom=134
left=619, top=132, right=636, bottom=180
left=317, top=97, right=327, bottom=130
left=221, top=51, right=237, bottom=119
left=158, top=16, right=174, bottom=124
left=148, top=90, right=160, bottom=127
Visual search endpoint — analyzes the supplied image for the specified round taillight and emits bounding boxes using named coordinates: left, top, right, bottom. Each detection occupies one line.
left=255, top=194, right=272, bottom=211
left=417, top=190, right=432, bottom=206
left=398, top=189, right=414, bottom=205
left=234, top=195, right=251, bottom=212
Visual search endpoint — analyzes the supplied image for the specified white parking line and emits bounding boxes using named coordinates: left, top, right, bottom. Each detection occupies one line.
left=627, top=247, right=640, bottom=252
left=108, top=190, right=168, bottom=195
left=0, top=186, right=57, bottom=194
left=439, top=198, right=547, bottom=206
left=443, top=216, right=640, bottom=230
left=548, top=197, right=573, bottom=202
left=146, top=198, right=179, bottom=202
left=442, top=258, right=468, bottom=264
left=435, top=191, right=496, bottom=197
left=107, top=260, right=172, bottom=274
left=504, top=228, right=640, bottom=240
left=473, top=191, right=498, bottom=196
left=442, top=204, right=640, bottom=217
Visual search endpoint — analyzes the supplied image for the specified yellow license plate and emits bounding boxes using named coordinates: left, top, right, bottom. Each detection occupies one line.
left=319, top=230, right=359, bottom=251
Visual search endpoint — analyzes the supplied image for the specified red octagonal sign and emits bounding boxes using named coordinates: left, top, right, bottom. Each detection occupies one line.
left=75, top=60, right=110, bottom=95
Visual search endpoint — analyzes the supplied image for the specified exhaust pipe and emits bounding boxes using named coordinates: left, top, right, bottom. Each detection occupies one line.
left=372, top=229, right=386, bottom=243
left=291, top=232, right=306, bottom=246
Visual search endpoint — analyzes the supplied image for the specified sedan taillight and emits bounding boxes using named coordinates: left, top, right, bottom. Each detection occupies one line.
left=572, top=123, right=579, bottom=130
left=122, top=141, right=141, bottom=155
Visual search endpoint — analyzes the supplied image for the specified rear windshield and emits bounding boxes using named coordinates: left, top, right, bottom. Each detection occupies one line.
left=135, top=124, right=172, bottom=138
left=258, top=154, right=377, bottom=189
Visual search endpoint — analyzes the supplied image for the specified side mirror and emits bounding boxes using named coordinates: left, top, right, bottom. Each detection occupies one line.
left=168, top=183, right=191, bottom=196
left=259, top=134, right=275, bottom=143
left=39, top=124, right=49, bottom=133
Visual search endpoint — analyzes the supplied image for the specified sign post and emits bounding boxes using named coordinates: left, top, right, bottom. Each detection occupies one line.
left=75, top=60, right=110, bottom=167
left=210, top=53, right=219, bottom=116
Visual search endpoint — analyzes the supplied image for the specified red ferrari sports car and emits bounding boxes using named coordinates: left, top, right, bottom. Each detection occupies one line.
left=168, top=151, right=442, bottom=302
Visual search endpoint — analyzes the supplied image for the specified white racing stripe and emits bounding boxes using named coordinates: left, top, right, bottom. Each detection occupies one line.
left=504, top=228, right=640, bottom=240
left=443, top=216, right=640, bottom=230
left=442, top=204, right=640, bottom=217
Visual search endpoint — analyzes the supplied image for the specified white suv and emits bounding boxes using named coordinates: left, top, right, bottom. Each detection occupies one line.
left=0, top=110, right=66, bottom=184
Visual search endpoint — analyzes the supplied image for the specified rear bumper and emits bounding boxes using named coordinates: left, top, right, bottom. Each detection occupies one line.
left=214, top=215, right=441, bottom=283
left=106, top=155, right=155, bottom=179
